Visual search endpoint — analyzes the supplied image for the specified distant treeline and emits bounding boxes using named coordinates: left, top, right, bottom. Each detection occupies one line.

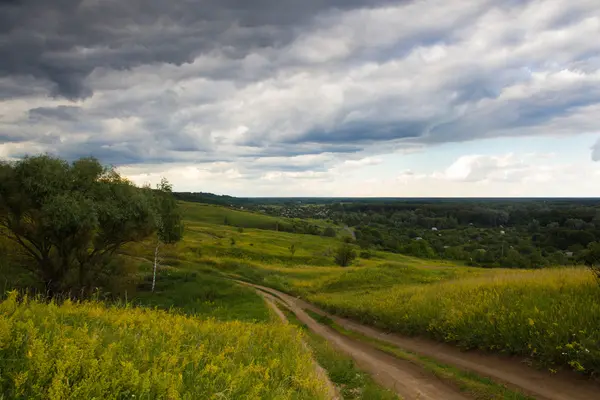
left=252, top=198, right=600, bottom=268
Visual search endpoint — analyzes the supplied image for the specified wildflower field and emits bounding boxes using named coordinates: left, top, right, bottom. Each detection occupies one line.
left=0, top=292, right=330, bottom=400
left=233, top=258, right=600, bottom=376
left=309, top=267, right=600, bottom=374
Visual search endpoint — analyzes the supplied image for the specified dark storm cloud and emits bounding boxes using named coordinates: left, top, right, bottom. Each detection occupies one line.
left=0, top=0, right=401, bottom=99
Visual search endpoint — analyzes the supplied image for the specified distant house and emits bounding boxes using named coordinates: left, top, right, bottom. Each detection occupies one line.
left=565, top=251, right=574, bottom=258
left=415, top=237, right=423, bottom=241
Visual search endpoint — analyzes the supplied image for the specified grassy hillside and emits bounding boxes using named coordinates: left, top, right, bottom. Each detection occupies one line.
left=163, top=202, right=600, bottom=376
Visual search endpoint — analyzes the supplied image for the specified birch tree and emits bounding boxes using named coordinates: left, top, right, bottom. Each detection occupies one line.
left=151, top=178, right=183, bottom=292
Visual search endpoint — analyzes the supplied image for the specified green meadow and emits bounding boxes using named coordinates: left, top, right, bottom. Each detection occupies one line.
left=142, top=201, right=600, bottom=377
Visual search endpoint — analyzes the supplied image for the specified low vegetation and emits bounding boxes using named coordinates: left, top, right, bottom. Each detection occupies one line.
left=0, top=292, right=329, bottom=399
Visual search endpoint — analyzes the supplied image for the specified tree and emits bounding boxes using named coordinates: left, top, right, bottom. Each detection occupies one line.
left=151, top=178, right=184, bottom=292
left=404, top=239, right=436, bottom=259
left=334, top=243, right=357, bottom=267
left=0, top=155, right=158, bottom=296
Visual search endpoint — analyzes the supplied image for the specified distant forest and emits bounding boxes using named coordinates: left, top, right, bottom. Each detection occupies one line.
left=176, top=192, right=600, bottom=268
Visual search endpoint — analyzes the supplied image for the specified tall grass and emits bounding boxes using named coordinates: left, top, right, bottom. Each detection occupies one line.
left=0, top=292, right=329, bottom=399
left=308, top=268, right=600, bottom=375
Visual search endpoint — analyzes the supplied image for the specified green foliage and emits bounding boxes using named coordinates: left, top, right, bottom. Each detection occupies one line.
left=154, top=178, right=184, bottom=245
left=403, top=239, right=436, bottom=258
left=333, top=243, right=357, bottom=267
left=0, top=155, right=158, bottom=295
left=134, top=266, right=271, bottom=322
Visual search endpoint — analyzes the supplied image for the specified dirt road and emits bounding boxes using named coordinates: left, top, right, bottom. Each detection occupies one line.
left=245, top=282, right=600, bottom=400
left=260, top=290, right=340, bottom=400
left=246, top=282, right=469, bottom=400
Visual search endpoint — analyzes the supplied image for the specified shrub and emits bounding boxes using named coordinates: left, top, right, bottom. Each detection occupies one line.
left=333, top=244, right=357, bottom=267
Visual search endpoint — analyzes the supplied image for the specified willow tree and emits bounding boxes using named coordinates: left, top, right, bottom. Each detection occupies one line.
left=0, top=155, right=161, bottom=296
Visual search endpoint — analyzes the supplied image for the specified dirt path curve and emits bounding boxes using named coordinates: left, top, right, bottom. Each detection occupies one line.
left=244, top=282, right=469, bottom=400
left=258, top=290, right=341, bottom=400
left=246, top=282, right=600, bottom=400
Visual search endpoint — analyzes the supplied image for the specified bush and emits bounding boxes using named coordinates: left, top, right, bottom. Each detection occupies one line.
left=334, top=243, right=357, bottom=267
left=323, top=227, right=337, bottom=237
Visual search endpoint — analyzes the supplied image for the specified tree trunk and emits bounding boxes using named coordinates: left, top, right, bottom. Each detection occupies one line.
left=152, top=241, right=160, bottom=292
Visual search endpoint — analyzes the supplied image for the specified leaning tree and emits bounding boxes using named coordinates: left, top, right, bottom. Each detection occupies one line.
left=0, top=155, right=180, bottom=296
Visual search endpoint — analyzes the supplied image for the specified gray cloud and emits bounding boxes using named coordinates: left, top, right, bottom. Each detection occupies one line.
left=1, top=0, right=600, bottom=182
left=0, top=0, right=401, bottom=99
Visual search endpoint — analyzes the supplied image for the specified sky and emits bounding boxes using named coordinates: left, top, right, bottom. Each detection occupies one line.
left=1, top=0, right=600, bottom=197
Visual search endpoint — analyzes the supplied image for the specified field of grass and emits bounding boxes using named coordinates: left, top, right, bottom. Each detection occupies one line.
left=0, top=292, right=329, bottom=400
left=172, top=203, right=600, bottom=377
